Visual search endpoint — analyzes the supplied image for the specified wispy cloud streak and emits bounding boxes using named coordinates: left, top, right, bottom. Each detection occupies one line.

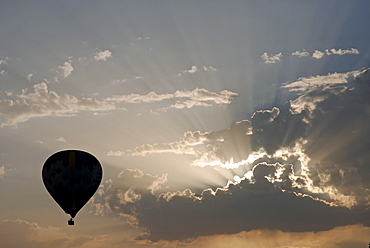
left=0, top=85, right=236, bottom=126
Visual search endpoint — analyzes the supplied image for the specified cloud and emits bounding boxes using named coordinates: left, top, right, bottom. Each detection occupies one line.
left=249, top=69, right=370, bottom=206
left=93, top=50, right=112, bottom=61
left=0, top=84, right=236, bottom=126
left=108, top=120, right=252, bottom=163
left=58, top=60, right=73, bottom=78
left=0, top=82, right=115, bottom=126
left=312, top=50, right=325, bottom=59
left=203, top=65, right=217, bottom=72
left=282, top=69, right=364, bottom=92
left=177, top=66, right=198, bottom=77
left=261, top=52, right=282, bottom=64
left=93, top=163, right=369, bottom=242
left=106, top=88, right=237, bottom=109
left=311, top=48, right=359, bottom=59
left=185, top=65, right=198, bottom=74
left=292, top=50, right=309, bottom=57
left=0, top=219, right=115, bottom=248
left=98, top=69, right=370, bottom=242
left=326, top=48, right=359, bottom=55
left=178, top=65, right=218, bottom=76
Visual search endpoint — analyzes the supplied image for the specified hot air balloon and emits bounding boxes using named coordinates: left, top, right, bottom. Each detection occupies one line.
left=42, top=150, right=102, bottom=225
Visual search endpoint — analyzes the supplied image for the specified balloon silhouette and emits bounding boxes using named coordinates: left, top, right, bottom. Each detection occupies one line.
left=42, top=150, right=102, bottom=225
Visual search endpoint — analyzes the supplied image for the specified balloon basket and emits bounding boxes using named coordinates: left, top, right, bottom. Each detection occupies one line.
left=68, top=218, right=74, bottom=225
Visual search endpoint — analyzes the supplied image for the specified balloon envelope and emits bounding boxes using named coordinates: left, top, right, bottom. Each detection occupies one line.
left=42, top=150, right=102, bottom=218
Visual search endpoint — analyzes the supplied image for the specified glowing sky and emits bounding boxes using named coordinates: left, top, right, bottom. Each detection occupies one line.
left=1, top=1, right=370, bottom=247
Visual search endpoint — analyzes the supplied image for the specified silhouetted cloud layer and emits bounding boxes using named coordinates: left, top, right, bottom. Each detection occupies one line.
left=94, top=69, right=370, bottom=242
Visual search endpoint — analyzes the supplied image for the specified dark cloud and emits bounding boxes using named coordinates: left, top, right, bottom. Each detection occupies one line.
left=95, top=69, right=370, bottom=242
left=250, top=69, right=370, bottom=206
left=202, top=120, right=254, bottom=163
left=94, top=163, right=369, bottom=242
left=251, top=107, right=309, bottom=154
left=302, top=69, right=370, bottom=205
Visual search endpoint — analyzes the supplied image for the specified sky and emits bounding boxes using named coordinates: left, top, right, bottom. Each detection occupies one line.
left=1, top=0, right=370, bottom=247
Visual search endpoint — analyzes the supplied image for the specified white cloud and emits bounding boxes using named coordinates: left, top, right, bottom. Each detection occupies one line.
left=258, top=48, right=356, bottom=62
left=178, top=65, right=218, bottom=76
left=311, top=48, right=359, bottom=59
left=292, top=50, right=309, bottom=57
left=327, top=48, right=359, bottom=55
left=282, top=69, right=364, bottom=92
left=57, top=60, right=73, bottom=78
left=0, top=84, right=236, bottom=126
left=312, top=50, right=325, bottom=59
left=93, top=50, right=112, bottom=61
left=261, top=52, right=282, bottom=64
left=178, top=65, right=198, bottom=76
left=106, top=91, right=173, bottom=103
left=0, top=82, right=115, bottom=126
left=186, top=66, right=198, bottom=74
left=106, top=88, right=237, bottom=107
left=109, top=121, right=252, bottom=165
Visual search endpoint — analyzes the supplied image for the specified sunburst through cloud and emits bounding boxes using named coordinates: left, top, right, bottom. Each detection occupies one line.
left=1, top=1, right=370, bottom=248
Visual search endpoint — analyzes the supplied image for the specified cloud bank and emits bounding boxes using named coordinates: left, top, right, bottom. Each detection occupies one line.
left=97, top=68, right=370, bottom=242
left=0, top=85, right=236, bottom=126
